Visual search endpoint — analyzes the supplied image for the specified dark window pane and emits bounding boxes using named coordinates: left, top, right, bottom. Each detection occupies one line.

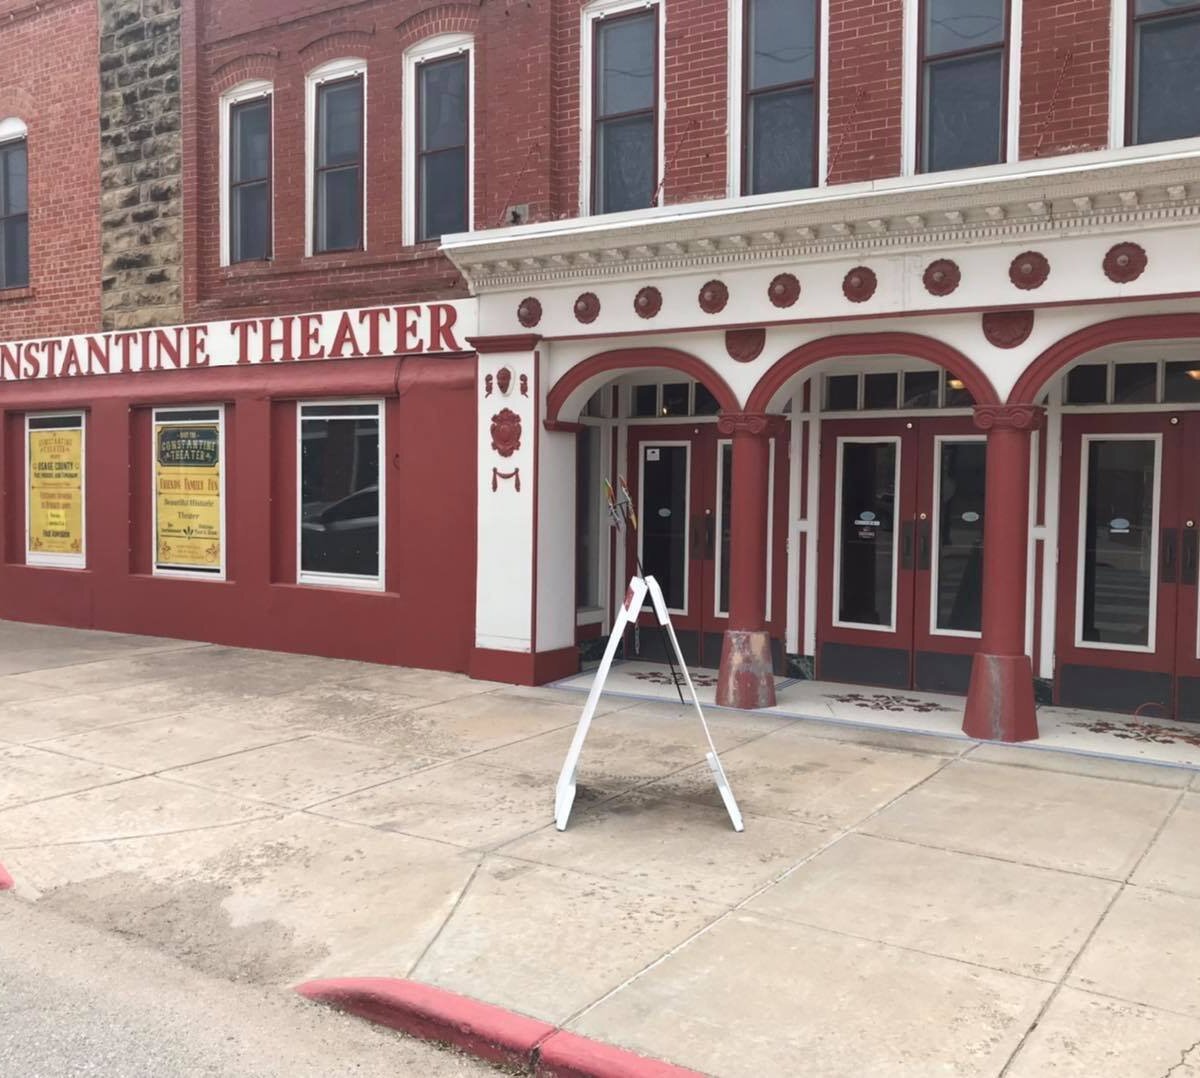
left=748, top=85, right=815, bottom=194
left=232, top=100, right=269, bottom=182
left=318, top=79, right=362, bottom=167
left=925, top=0, right=1006, bottom=55
left=634, top=384, right=657, bottom=416
left=1081, top=439, right=1156, bottom=647
left=923, top=50, right=1003, bottom=172
left=419, top=146, right=468, bottom=240
left=1133, top=13, right=1200, bottom=145
left=1113, top=362, right=1158, bottom=404
left=749, top=0, right=816, bottom=88
left=576, top=427, right=601, bottom=608
left=1, top=216, right=28, bottom=289
left=640, top=444, right=687, bottom=610
left=597, top=11, right=656, bottom=117
left=838, top=441, right=897, bottom=626
left=935, top=441, right=986, bottom=632
left=943, top=376, right=974, bottom=408
left=317, top=166, right=360, bottom=251
left=596, top=114, right=654, bottom=213
left=420, top=56, right=468, bottom=151
left=1066, top=364, right=1108, bottom=405
left=2, top=142, right=27, bottom=215
left=1136, top=0, right=1200, bottom=17
left=825, top=374, right=858, bottom=411
left=1164, top=361, right=1200, bottom=402
left=662, top=382, right=689, bottom=416
left=903, top=370, right=940, bottom=408
left=694, top=383, right=719, bottom=415
left=863, top=372, right=898, bottom=409
left=231, top=182, right=269, bottom=262
left=300, top=416, right=380, bottom=578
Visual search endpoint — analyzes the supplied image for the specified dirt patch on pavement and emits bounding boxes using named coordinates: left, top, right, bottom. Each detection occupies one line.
left=38, top=872, right=328, bottom=986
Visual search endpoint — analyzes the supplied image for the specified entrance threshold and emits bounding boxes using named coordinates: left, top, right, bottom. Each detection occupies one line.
left=551, top=661, right=1200, bottom=772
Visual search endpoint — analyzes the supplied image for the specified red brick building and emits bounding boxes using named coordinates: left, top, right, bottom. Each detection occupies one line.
left=2, top=0, right=1200, bottom=740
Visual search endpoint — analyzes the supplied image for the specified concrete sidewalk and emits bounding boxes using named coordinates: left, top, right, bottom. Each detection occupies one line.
left=2, top=621, right=1200, bottom=1076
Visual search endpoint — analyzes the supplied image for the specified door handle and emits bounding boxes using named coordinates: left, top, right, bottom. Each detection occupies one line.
left=1183, top=529, right=1199, bottom=586
left=917, top=518, right=932, bottom=571
left=900, top=521, right=914, bottom=570
left=1162, top=527, right=1178, bottom=584
left=704, top=515, right=715, bottom=560
left=690, top=517, right=705, bottom=558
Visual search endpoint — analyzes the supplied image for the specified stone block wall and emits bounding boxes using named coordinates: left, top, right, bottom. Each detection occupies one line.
left=99, top=0, right=183, bottom=330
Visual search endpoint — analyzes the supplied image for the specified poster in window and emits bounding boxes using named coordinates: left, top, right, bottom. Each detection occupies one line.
left=155, top=423, right=222, bottom=571
left=28, top=428, right=84, bottom=558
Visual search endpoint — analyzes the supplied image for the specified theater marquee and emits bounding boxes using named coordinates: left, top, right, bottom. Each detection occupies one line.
left=0, top=300, right=478, bottom=382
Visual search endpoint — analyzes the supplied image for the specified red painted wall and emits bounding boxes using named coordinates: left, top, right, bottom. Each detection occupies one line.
left=0, top=0, right=101, bottom=339
left=0, top=355, right=477, bottom=672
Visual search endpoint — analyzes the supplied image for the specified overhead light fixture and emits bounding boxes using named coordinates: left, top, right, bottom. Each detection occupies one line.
left=947, top=377, right=965, bottom=391
left=1185, top=369, right=1200, bottom=382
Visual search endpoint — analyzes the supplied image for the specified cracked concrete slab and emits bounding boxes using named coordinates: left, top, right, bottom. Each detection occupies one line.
left=0, top=744, right=137, bottom=811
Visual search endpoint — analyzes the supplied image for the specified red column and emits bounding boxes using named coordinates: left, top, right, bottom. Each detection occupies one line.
left=715, top=412, right=779, bottom=710
left=963, top=404, right=1045, bottom=742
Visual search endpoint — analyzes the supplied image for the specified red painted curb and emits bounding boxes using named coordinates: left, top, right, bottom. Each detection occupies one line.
left=0, top=863, right=12, bottom=891
left=536, top=1029, right=707, bottom=1078
left=296, top=977, right=554, bottom=1070
left=296, top=977, right=705, bottom=1077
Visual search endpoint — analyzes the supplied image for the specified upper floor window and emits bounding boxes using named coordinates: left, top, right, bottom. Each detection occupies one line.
left=225, top=87, right=271, bottom=264
left=0, top=122, right=28, bottom=290
left=416, top=53, right=469, bottom=240
left=591, top=6, right=659, bottom=214
left=743, top=0, right=819, bottom=194
left=919, top=0, right=1008, bottom=173
left=1130, top=0, right=1200, bottom=145
left=308, top=61, right=365, bottom=254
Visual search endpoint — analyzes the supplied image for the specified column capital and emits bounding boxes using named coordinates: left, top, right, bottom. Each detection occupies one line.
left=466, top=333, right=542, bottom=355
left=972, top=404, right=1045, bottom=432
left=716, top=411, right=786, bottom=437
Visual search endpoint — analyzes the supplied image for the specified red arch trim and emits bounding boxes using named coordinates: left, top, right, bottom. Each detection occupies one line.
left=545, top=347, right=741, bottom=424
left=1009, top=314, right=1200, bottom=405
left=745, top=332, right=1000, bottom=412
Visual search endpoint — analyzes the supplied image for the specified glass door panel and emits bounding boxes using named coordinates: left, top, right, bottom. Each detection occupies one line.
left=717, top=441, right=732, bottom=615
left=933, top=439, right=986, bottom=634
left=836, top=439, right=899, bottom=628
left=639, top=443, right=689, bottom=611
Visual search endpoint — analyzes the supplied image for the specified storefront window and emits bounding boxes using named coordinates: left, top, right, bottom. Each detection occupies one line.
left=153, top=407, right=225, bottom=577
left=299, top=401, right=382, bottom=588
left=27, top=412, right=85, bottom=568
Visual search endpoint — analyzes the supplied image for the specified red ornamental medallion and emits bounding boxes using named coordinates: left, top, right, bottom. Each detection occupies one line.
left=1103, top=242, right=1148, bottom=284
left=843, top=267, right=877, bottom=303
left=1009, top=251, right=1050, bottom=290
left=490, top=408, right=522, bottom=458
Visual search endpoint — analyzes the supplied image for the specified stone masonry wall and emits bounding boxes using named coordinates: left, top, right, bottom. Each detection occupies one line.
left=99, top=0, right=183, bottom=330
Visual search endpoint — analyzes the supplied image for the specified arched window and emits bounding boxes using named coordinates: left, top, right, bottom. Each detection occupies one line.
left=220, top=81, right=272, bottom=265
left=0, top=117, right=29, bottom=289
left=305, top=58, right=367, bottom=255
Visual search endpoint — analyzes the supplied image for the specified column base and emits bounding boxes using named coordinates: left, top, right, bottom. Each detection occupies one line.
left=963, top=653, right=1039, bottom=742
left=715, top=630, right=777, bottom=710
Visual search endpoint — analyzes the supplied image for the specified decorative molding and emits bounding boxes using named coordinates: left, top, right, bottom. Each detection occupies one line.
left=843, top=267, right=877, bottom=303
left=634, top=286, right=662, bottom=319
left=544, top=419, right=586, bottom=433
left=516, top=297, right=542, bottom=328
left=1009, top=251, right=1050, bottom=290
left=490, top=408, right=522, bottom=457
left=716, top=412, right=785, bottom=436
left=972, top=404, right=1045, bottom=432
left=699, top=279, right=729, bottom=314
left=574, top=292, right=600, bottom=324
left=768, top=272, right=801, bottom=308
left=491, top=467, right=520, bottom=492
left=467, top=334, right=541, bottom=354
left=1103, top=241, right=1148, bottom=283
left=923, top=258, right=961, bottom=296
left=495, top=367, right=512, bottom=395
left=725, top=328, right=766, bottom=363
left=982, top=310, right=1035, bottom=349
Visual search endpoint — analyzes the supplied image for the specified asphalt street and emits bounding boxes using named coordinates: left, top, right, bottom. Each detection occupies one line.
left=0, top=896, right=498, bottom=1078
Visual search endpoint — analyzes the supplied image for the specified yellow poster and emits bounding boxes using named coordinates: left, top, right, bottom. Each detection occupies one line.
left=155, top=423, right=222, bottom=570
left=28, top=428, right=84, bottom=558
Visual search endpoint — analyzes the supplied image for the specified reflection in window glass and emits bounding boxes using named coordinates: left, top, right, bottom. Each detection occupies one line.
left=863, top=372, right=899, bottom=410
left=694, top=383, right=720, bottom=416
left=576, top=427, right=601, bottom=608
left=1164, top=361, right=1200, bottom=403
left=825, top=374, right=858, bottom=411
left=417, top=54, right=469, bottom=241
left=0, top=138, right=29, bottom=289
left=314, top=76, right=363, bottom=252
left=230, top=98, right=271, bottom=262
left=594, top=9, right=657, bottom=213
left=943, top=375, right=975, bottom=408
left=903, top=370, right=940, bottom=408
left=1132, top=4, right=1200, bottom=145
left=935, top=441, right=986, bottom=632
left=662, top=382, right=689, bottom=416
left=1066, top=364, right=1108, bottom=405
left=633, top=384, right=658, bottom=417
left=838, top=440, right=896, bottom=626
left=1113, top=362, right=1158, bottom=404
left=300, top=403, right=381, bottom=582
left=640, top=444, right=687, bottom=609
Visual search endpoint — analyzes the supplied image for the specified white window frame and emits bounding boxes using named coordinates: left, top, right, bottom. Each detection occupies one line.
left=297, top=399, right=385, bottom=592
left=25, top=411, right=86, bottom=569
left=305, top=57, right=368, bottom=257
left=152, top=405, right=227, bottom=580
left=901, top=0, right=1021, bottom=177
left=727, top=0, right=829, bottom=195
left=219, top=80, right=273, bottom=268
left=0, top=117, right=26, bottom=143
left=1110, top=0, right=1129, bottom=150
left=403, top=33, right=474, bottom=246
left=580, top=0, right=666, bottom=217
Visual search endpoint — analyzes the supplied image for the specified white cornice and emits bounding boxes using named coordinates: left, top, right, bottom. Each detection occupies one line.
left=442, top=141, right=1200, bottom=292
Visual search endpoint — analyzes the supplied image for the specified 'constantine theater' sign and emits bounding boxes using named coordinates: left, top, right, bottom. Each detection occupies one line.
left=0, top=300, right=477, bottom=382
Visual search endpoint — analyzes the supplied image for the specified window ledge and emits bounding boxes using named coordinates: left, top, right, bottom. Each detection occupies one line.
left=0, top=286, right=34, bottom=303
left=216, top=247, right=446, bottom=282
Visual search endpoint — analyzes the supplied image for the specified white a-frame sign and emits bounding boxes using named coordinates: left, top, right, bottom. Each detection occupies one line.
left=554, top=573, right=745, bottom=833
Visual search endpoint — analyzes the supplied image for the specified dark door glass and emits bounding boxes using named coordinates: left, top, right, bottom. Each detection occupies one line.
left=641, top=444, right=688, bottom=610
left=838, top=441, right=897, bottom=626
left=1133, top=9, right=1200, bottom=145
left=935, top=441, right=986, bottom=632
left=719, top=442, right=733, bottom=614
left=1080, top=439, right=1156, bottom=647
left=300, top=415, right=380, bottom=577
left=315, top=78, right=363, bottom=252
